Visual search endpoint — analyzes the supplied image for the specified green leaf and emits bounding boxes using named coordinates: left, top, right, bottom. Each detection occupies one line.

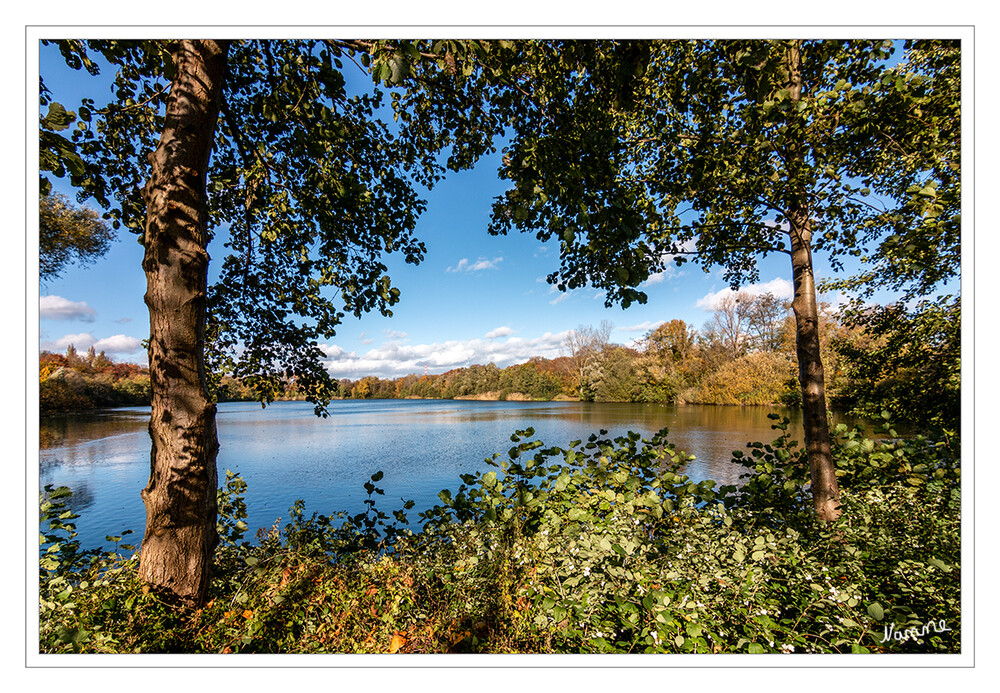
left=928, top=557, right=951, bottom=572
left=554, top=473, right=570, bottom=492
left=41, top=103, right=75, bottom=131
left=867, top=602, right=885, bottom=621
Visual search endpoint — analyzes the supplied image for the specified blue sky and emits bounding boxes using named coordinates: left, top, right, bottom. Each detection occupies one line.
left=36, top=39, right=934, bottom=380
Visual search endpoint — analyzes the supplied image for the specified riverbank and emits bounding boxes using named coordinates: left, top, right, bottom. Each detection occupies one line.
left=453, top=391, right=577, bottom=401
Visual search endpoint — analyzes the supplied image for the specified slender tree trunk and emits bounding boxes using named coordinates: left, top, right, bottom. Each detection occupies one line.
left=138, top=39, right=229, bottom=605
left=788, top=216, right=841, bottom=522
left=785, top=40, right=841, bottom=522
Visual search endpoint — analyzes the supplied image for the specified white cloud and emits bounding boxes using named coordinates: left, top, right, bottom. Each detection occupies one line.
left=547, top=283, right=607, bottom=305
left=695, top=277, right=794, bottom=311
left=643, top=238, right=699, bottom=286
left=40, top=295, right=96, bottom=322
left=42, top=333, right=97, bottom=352
left=382, top=329, right=408, bottom=341
left=320, top=330, right=572, bottom=379
left=621, top=321, right=662, bottom=333
left=822, top=290, right=851, bottom=313
left=642, top=269, right=669, bottom=286
left=94, top=335, right=144, bottom=354
left=323, top=344, right=352, bottom=359
left=40, top=332, right=143, bottom=356
left=643, top=264, right=686, bottom=286
left=446, top=256, right=503, bottom=273
left=485, top=326, right=515, bottom=339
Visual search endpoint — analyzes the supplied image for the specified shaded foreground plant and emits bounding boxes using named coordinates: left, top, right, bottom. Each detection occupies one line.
left=39, top=416, right=960, bottom=654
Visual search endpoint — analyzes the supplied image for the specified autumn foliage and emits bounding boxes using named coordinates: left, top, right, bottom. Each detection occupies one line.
left=39, top=346, right=149, bottom=412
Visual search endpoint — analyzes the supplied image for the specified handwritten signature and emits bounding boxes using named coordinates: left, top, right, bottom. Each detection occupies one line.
left=882, top=619, right=951, bottom=644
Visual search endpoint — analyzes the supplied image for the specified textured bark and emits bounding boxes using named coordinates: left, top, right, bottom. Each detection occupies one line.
left=786, top=40, right=841, bottom=522
left=788, top=216, right=841, bottom=522
left=138, top=40, right=229, bottom=605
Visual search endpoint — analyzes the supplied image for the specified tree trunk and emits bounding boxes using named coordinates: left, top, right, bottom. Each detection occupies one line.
left=788, top=216, right=841, bottom=522
left=785, top=40, right=841, bottom=522
left=138, top=39, right=229, bottom=606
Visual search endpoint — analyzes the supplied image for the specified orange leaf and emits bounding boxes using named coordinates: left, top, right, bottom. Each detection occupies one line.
left=389, top=632, right=407, bottom=653
left=243, top=610, right=254, bottom=620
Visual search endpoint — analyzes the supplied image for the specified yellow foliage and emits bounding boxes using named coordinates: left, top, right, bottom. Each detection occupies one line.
left=696, top=352, right=797, bottom=405
left=389, top=631, right=407, bottom=653
left=39, top=363, right=57, bottom=381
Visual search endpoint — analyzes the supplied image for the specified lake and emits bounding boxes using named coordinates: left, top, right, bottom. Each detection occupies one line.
left=39, top=399, right=820, bottom=552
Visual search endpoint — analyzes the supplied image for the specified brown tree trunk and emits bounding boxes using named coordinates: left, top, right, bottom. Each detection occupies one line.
left=788, top=216, right=841, bottom=522
left=785, top=40, right=841, bottom=522
left=138, top=39, right=229, bottom=606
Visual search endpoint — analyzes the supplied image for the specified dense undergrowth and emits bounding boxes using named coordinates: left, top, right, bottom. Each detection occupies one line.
left=39, top=415, right=960, bottom=655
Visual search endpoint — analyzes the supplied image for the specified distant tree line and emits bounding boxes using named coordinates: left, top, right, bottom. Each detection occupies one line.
left=40, top=345, right=150, bottom=412
left=39, top=346, right=276, bottom=413
left=330, top=293, right=817, bottom=406
left=40, top=291, right=958, bottom=434
left=330, top=293, right=959, bottom=433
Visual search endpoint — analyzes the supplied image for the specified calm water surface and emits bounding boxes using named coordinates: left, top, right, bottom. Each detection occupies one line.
left=40, top=399, right=819, bottom=551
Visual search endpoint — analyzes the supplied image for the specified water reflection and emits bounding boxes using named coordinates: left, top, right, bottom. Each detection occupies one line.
left=40, top=408, right=149, bottom=452
left=39, top=477, right=98, bottom=516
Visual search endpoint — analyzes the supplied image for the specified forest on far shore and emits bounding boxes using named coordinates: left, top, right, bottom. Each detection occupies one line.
left=40, top=290, right=959, bottom=434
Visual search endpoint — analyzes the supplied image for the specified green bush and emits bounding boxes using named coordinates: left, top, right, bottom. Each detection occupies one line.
left=39, top=379, right=93, bottom=412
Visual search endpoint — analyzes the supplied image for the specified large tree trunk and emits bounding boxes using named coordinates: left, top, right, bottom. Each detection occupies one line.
left=785, top=40, right=841, bottom=522
left=138, top=39, right=229, bottom=606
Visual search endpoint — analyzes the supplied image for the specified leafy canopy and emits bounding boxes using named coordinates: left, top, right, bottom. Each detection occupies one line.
left=485, top=39, right=960, bottom=306
left=41, top=39, right=499, bottom=411
left=39, top=192, right=116, bottom=282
